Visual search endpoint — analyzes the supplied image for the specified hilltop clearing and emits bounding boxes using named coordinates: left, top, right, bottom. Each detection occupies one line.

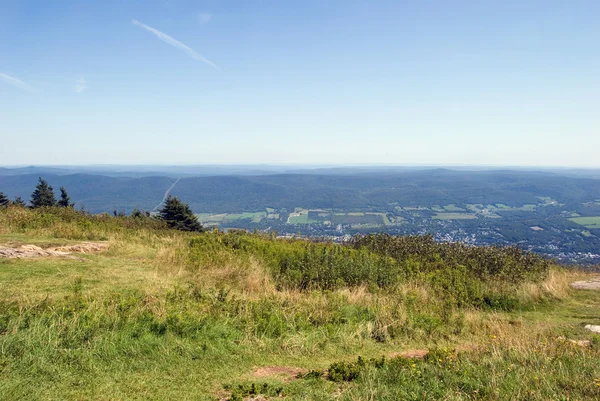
left=0, top=207, right=599, bottom=400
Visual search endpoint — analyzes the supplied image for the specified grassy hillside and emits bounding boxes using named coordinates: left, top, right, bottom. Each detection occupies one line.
left=0, top=207, right=599, bottom=400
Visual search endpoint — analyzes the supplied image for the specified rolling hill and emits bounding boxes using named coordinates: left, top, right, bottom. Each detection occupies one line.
left=1, top=169, right=600, bottom=213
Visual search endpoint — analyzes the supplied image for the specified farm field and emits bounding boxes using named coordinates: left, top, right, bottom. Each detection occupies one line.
left=443, top=204, right=466, bottom=212
left=569, top=216, right=600, bottom=228
left=197, top=211, right=272, bottom=225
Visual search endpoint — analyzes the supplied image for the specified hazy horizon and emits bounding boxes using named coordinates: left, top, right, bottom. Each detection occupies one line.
left=2, top=163, right=600, bottom=172
left=2, top=1, right=599, bottom=166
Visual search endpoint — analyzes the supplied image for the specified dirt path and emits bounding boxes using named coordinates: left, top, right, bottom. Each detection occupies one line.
left=571, top=276, right=600, bottom=334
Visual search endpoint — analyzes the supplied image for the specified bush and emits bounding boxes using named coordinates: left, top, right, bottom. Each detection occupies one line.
left=186, top=231, right=551, bottom=310
left=351, top=233, right=549, bottom=283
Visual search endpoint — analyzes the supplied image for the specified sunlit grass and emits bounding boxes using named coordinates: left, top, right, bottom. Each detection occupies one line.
left=0, top=206, right=599, bottom=400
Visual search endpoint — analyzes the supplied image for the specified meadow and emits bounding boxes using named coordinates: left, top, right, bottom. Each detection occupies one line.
left=570, top=216, right=600, bottom=229
left=0, top=207, right=599, bottom=400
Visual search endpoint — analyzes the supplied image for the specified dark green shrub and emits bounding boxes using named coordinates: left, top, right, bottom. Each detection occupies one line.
left=328, top=360, right=361, bottom=382
left=297, top=369, right=324, bottom=379
left=224, top=382, right=283, bottom=401
left=186, top=231, right=551, bottom=310
left=351, top=233, right=549, bottom=283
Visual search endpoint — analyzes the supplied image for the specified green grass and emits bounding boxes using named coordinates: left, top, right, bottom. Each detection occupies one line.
left=443, top=204, right=466, bottom=212
left=288, top=214, right=308, bottom=224
left=220, top=212, right=267, bottom=223
left=433, top=212, right=478, bottom=220
left=1, top=207, right=599, bottom=400
left=196, top=213, right=227, bottom=223
left=570, top=216, right=600, bottom=228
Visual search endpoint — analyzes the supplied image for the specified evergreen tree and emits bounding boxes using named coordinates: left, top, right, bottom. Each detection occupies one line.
left=12, top=196, right=26, bottom=207
left=131, top=208, right=150, bottom=218
left=0, top=192, right=9, bottom=207
left=58, top=186, right=74, bottom=207
left=30, top=177, right=57, bottom=208
left=158, top=195, right=204, bottom=232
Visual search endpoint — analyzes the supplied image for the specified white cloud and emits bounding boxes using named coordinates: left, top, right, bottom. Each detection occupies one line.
left=74, top=77, right=87, bottom=93
left=0, top=72, right=35, bottom=92
left=198, top=12, right=212, bottom=25
left=132, top=19, right=218, bottom=69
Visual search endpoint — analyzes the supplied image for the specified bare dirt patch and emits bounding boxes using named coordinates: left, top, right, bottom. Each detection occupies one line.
left=49, top=243, right=109, bottom=253
left=388, top=349, right=429, bottom=359
left=571, top=277, right=600, bottom=290
left=248, top=366, right=306, bottom=382
left=0, top=242, right=108, bottom=259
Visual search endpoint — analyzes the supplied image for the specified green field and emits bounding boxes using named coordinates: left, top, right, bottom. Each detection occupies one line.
left=195, top=213, right=227, bottom=224
left=569, top=216, right=600, bottom=228
left=197, top=212, right=268, bottom=225
left=433, top=212, right=478, bottom=220
left=288, top=214, right=309, bottom=224
left=286, top=211, right=402, bottom=227
left=287, top=209, right=319, bottom=224
left=443, top=204, right=466, bottom=212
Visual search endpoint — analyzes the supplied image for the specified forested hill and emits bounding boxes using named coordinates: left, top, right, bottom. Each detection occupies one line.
left=0, top=174, right=174, bottom=212
left=2, top=169, right=600, bottom=214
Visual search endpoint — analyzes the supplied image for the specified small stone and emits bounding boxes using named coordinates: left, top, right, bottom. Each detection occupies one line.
left=584, top=324, right=600, bottom=334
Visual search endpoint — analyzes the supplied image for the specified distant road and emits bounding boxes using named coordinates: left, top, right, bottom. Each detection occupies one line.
left=152, top=178, right=180, bottom=212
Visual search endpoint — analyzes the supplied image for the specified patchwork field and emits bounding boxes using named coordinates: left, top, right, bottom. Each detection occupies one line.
left=570, top=216, right=600, bottom=228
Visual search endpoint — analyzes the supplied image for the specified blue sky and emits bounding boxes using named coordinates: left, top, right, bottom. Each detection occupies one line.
left=1, top=0, right=599, bottom=167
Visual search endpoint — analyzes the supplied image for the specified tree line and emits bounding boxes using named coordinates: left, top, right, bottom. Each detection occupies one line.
left=0, top=177, right=204, bottom=232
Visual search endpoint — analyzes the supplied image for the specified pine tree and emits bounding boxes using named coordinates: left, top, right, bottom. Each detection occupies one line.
left=158, top=195, right=204, bottom=232
left=131, top=208, right=150, bottom=218
left=30, top=177, right=57, bottom=208
left=12, top=197, right=26, bottom=207
left=58, top=187, right=74, bottom=207
left=0, top=192, right=9, bottom=207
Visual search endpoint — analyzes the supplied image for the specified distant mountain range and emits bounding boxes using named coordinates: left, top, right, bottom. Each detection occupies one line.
left=2, top=165, right=600, bottom=179
left=1, top=167, right=600, bottom=214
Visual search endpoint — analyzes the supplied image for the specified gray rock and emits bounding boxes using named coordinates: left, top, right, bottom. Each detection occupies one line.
left=584, top=324, right=600, bottom=334
left=571, top=278, right=600, bottom=290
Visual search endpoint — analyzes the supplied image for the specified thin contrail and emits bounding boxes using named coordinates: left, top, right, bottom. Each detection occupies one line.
left=0, top=73, right=35, bottom=92
left=132, top=19, right=218, bottom=69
